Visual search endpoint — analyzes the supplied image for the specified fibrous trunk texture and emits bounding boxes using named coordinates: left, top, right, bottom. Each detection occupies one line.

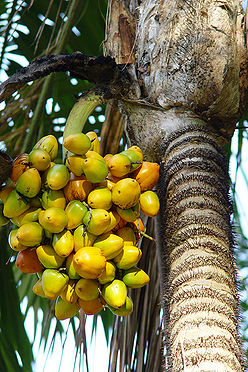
left=156, top=122, right=242, bottom=371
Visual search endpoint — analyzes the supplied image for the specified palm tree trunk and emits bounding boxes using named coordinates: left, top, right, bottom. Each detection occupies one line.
left=156, top=120, right=243, bottom=371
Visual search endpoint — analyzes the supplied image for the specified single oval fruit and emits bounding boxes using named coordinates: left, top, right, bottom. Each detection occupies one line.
left=98, top=261, right=116, bottom=285
left=113, top=245, right=142, bottom=270
left=108, top=154, right=131, bottom=178
left=65, top=200, right=88, bottom=229
left=87, top=187, right=112, bottom=210
left=63, top=133, right=91, bottom=155
left=82, top=157, right=108, bottom=183
left=120, top=148, right=143, bottom=171
left=52, top=230, right=74, bottom=257
left=65, top=253, right=81, bottom=279
left=16, top=248, right=43, bottom=273
left=104, top=210, right=120, bottom=232
left=16, top=168, right=41, bottom=198
left=36, top=244, right=65, bottom=268
left=61, top=279, right=78, bottom=304
left=3, top=190, right=30, bottom=218
left=74, top=226, right=97, bottom=252
left=34, top=135, right=58, bottom=160
left=29, top=149, right=51, bottom=171
left=55, top=297, right=80, bottom=320
left=8, top=229, right=28, bottom=251
left=16, top=222, right=43, bottom=246
left=33, top=278, right=47, bottom=298
left=65, top=155, right=85, bottom=176
left=93, top=232, right=124, bottom=259
left=132, top=161, right=160, bottom=191
left=108, top=296, right=133, bottom=316
left=73, top=246, right=106, bottom=279
left=116, top=227, right=136, bottom=246
left=75, top=278, right=99, bottom=301
left=83, top=209, right=111, bottom=235
left=116, top=203, right=140, bottom=223
left=11, top=207, right=41, bottom=227
left=42, top=269, right=69, bottom=299
left=102, top=279, right=127, bottom=309
left=139, top=191, right=160, bottom=217
left=46, top=164, right=70, bottom=190
left=10, top=153, right=30, bottom=183
left=122, top=267, right=150, bottom=288
left=112, top=178, right=141, bottom=209
left=39, top=207, right=68, bottom=233
left=41, top=189, right=66, bottom=210
left=63, top=174, right=93, bottom=202
left=86, top=131, right=100, bottom=153
left=78, top=296, right=105, bottom=315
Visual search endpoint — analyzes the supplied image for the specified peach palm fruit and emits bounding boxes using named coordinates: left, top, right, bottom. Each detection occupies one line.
left=63, top=174, right=93, bottom=202
left=86, top=131, right=100, bottom=153
left=0, top=184, right=15, bottom=203
left=46, top=164, right=70, bottom=190
left=85, top=150, right=105, bottom=162
left=104, top=210, right=120, bottom=232
left=116, top=202, right=140, bottom=223
left=16, top=222, right=43, bottom=246
left=11, top=207, right=41, bottom=227
left=8, top=229, right=28, bottom=251
left=93, top=232, right=124, bottom=260
left=83, top=209, right=111, bottom=235
left=63, top=133, right=91, bottom=155
left=33, top=134, right=58, bottom=160
left=10, top=153, right=29, bottom=183
left=38, top=207, right=68, bottom=233
left=139, top=190, right=160, bottom=217
left=32, top=278, right=47, bottom=298
left=16, top=248, right=43, bottom=273
left=113, top=245, right=142, bottom=270
left=75, top=278, right=99, bottom=301
left=3, top=190, right=30, bottom=218
left=16, top=168, right=41, bottom=198
left=120, top=147, right=143, bottom=171
left=0, top=204, right=10, bottom=226
left=82, top=157, right=108, bottom=183
left=55, top=297, right=80, bottom=320
left=36, top=244, right=65, bottom=269
left=108, top=296, right=133, bottom=316
left=42, top=269, right=69, bottom=299
left=61, top=280, right=78, bottom=304
left=41, top=189, right=66, bottom=210
left=74, top=225, right=97, bottom=252
left=111, top=178, right=141, bottom=209
left=65, top=253, right=81, bottom=279
left=65, top=155, right=85, bottom=176
left=122, top=267, right=150, bottom=288
left=78, top=296, right=105, bottom=315
left=102, top=279, right=127, bottom=308
left=87, top=187, right=112, bottom=210
left=29, top=149, right=51, bottom=171
left=108, top=154, right=131, bottom=177
left=98, top=261, right=116, bottom=285
left=116, top=227, right=136, bottom=246
left=73, top=246, right=106, bottom=279
left=65, top=200, right=87, bottom=229
left=132, top=161, right=160, bottom=191
left=52, top=230, right=74, bottom=257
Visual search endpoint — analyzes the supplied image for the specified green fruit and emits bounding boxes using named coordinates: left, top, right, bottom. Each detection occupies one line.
left=108, top=153, right=131, bottom=177
left=65, top=253, right=81, bottom=279
left=112, top=178, right=140, bottom=209
left=83, top=209, right=111, bottom=235
left=120, top=148, right=143, bottom=171
left=122, top=267, right=150, bottom=288
left=55, top=296, right=80, bottom=320
left=0, top=203, right=9, bottom=226
left=16, top=168, right=41, bottom=198
left=113, top=245, right=142, bottom=270
left=34, top=135, right=58, bottom=160
left=102, top=279, right=127, bottom=309
left=116, top=203, right=140, bottom=222
left=3, top=190, right=30, bottom=218
left=39, top=207, right=68, bottom=233
left=63, top=133, right=91, bottom=155
left=46, top=164, right=70, bottom=190
left=29, top=149, right=51, bottom=171
left=52, top=230, right=74, bottom=257
left=65, top=200, right=88, bottom=229
left=93, top=232, right=124, bottom=259
left=108, top=296, right=133, bottom=316
left=87, top=187, right=112, bottom=210
left=74, top=225, right=97, bottom=251
left=82, top=157, right=108, bottom=183
left=41, top=189, right=66, bottom=209
left=36, top=245, right=65, bottom=268
left=75, top=278, right=99, bottom=301
left=16, top=222, right=43, bottom=247
left=98, top=261, right=116, bottom=285
left=11, top=207, right=41, bottom=227
left=42, top=269, right=69, bottom=299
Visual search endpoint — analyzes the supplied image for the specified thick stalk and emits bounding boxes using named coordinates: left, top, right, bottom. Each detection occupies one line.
left=156, top=121, right=243, bottom=371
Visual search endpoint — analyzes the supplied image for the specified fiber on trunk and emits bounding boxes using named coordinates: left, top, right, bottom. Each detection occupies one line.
left=156, top=124, right=243, bottom=371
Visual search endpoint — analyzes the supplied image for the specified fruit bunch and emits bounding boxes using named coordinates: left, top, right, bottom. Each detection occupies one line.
left=0, top=132, right=160, bottom=320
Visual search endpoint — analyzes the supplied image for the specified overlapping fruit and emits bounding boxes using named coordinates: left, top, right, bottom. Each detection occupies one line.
left=0, top=132, right=160, bottom=320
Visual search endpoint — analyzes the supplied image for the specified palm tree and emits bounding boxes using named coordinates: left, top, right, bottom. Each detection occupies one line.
left=1, top=0, right=248, bottom=371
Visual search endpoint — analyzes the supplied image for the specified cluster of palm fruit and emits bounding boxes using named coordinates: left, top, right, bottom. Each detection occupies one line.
left=0, top=131, right=160, bottom=320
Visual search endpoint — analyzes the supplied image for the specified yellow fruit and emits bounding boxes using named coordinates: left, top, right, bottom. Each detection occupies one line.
left=120, top=148, right=143, bottom=171
left=104, top=210, right=120, bottom=232
left=46, top=164, right=70, bottom=190
left=102, top=279, right=127, bottom=309
left=52, top=230, right=74, bottom=257
left=16, top=168, right=41, bottom=198
left=16, top=222, right=43, bottom=246
left=74, top=226, right=97, bottom=252
left=111, top=178, right=140, bottom=209
left=11, top=207, right=41, bottom=227
left=108, top=154, right=131, bottom=177
left=73, top=247, right=106, bottom=279
left=86, top=131, right=100, bottom=153
left=116, top=227, right=136, bottom=246
left=0, top=204, right=9, bottom=226
left=42, top=269, right=69, bottom=299
left=83, top=209, right=111, bottom=235
left=55, top=297, right=80, bottom=320
left=113, top=245, right=142, bottom=270
left=139, top=191, right=160, bottom=217
left=29, top=149, right=51, bottom=171
left=65, top=200, right=88, bottom=229
left=10, top=153, right=30, bottom=183
left=98, top=261, right=116, bottom=285
left=3, top=190, right=30, bottom=218
left=41, top=189, right=66, bottom=210
left=93, top=232, right=124, bottom=259
left=61, top=279, right=78, bottom=304
left=65, top=155, right=85, bottom=176
left=75, top=278, right=99, bottom=301
left=85, top=150, right=105, bottom=162
left=36, top=244, right=65, bottom=268
left=33, top=278, right=47, bottom=298
left=39, top=207, right=68, bottom=233
left=87, top=187, right=112, bottom=210
left=63, top=133, right=91, bottom=155
left=63, top=174, right=93, bottom=202
left=65, top=253, right=81, bottom=279
left=8, top=229, right=28, bottom=251
left=34, top=134, right=58, bottom=160
left=82, top=157, right=108, bottom=183
left=0, top=184, right=15, bottom=203
left=132, top=161, right=160, bottom=191
left=122, top=267, right=150, bottom=288
left=108, top=296, right=133, bottom=316
left=116, top=203, right=140, bottom=223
